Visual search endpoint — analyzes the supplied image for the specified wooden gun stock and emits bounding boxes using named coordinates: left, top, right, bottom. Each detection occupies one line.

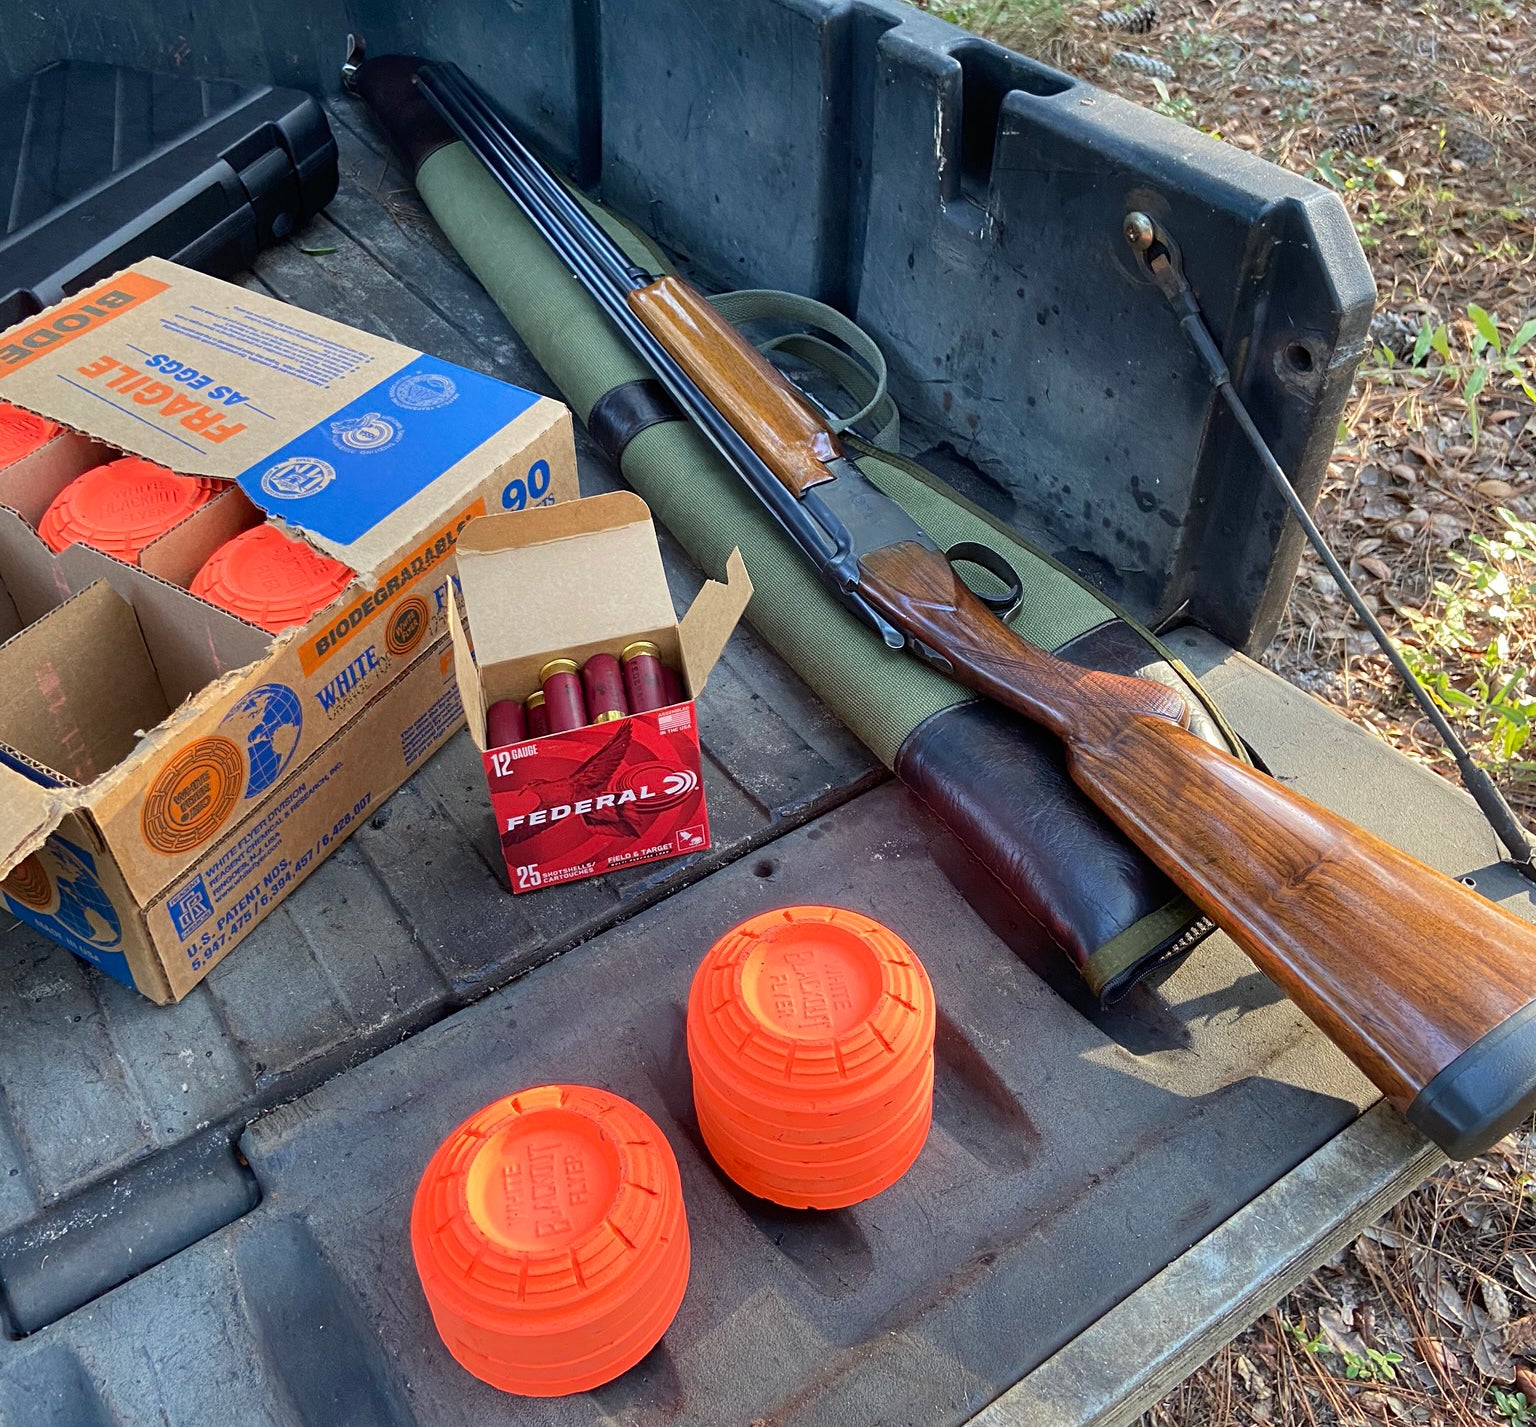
left=860, top=540, right=1536, bottom=1158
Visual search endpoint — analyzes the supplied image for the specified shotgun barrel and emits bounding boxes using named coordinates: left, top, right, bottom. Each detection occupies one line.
left=406, top=60, right=1536, bottom=1159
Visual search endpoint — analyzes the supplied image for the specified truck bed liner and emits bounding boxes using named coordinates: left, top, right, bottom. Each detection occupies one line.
left=0, top=99, right=1522, bottom=1427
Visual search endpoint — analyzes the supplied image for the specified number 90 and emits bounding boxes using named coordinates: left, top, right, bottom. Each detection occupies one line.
left=502, top=458, right=553, bottom=510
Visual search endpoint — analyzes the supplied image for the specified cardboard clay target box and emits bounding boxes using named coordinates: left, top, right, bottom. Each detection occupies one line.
left=451, top=493, right=751, bottom=892
left=0, top=259, right=577, bottom=1002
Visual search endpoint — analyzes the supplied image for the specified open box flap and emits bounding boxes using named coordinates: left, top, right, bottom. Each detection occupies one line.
left=456, top=492, right=676, bottom=671
left=448, top=594, right=489, bottom=751
left=0, top=764, right=73, bottom=879
left=0, top=258, right=561, bottom=579
left=677, top=549, right=753, bottom=694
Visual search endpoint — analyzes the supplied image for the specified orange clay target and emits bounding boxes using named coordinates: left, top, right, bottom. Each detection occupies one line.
left=411, top=1084, right=690, bottom=1397
left=190, top=524, right=353, bottom=632
left=38, top=456, right=222, bottom=562
left=0, top=402, right=60, bottom=467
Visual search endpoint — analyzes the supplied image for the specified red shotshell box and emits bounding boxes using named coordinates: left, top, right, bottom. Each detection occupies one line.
left=449, top=492, right=751, bottom=892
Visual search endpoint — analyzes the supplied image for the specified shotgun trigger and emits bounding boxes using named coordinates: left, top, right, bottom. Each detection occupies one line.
left=848, top=593, right=909, bottom=651
left=906, top=638, right=955, bottom=675
left=341, top=34, right=366, bottom=90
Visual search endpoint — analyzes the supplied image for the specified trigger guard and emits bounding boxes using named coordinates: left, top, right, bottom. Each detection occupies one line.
left=946, top=541, right=1023, bottom=617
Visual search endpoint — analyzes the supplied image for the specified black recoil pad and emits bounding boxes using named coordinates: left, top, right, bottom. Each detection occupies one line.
left=1408, top=998, right=1536, bottom=1159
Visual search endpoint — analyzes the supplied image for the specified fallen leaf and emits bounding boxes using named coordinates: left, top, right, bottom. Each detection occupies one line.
left=1431, top=1277, right=1471, bottom=1329
left=1517, top=1365, right=1536, bottom=1398
left=1234, top=1351, right=1273, bottom=1401
left=1358, top=555, right=1393, bottom=580
left=1477, top=479, right=1518, bottom=499
left=1355, top=1234, right=1390, bottom=1276
left=1419, top=1336, right=1461, bottom=1378
left=1425, top=512, right=1467, bottom=546
left=1482, top=1277, right=1513, bottom=1327
left=1320, top=1303, right=1367, bottom=1358
left=1510, top=1253, right=1536, bottom=1301
left=1506, top=1315, right=1536, bottom=1361
left=1473, top=1329, right=1515, bottom=1382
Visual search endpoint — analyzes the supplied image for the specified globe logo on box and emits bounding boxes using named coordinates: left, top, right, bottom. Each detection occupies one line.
left=221, top=682, right=304, bottom=797
left=260, top=456, right=335, bottom=500
left=2, top=837, right=122, bottom=953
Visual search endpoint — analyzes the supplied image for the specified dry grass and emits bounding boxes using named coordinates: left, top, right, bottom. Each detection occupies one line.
left=919, top=0, right=1536, bottom=1420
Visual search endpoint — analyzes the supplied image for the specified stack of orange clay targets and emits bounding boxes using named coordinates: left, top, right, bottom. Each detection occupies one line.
left=26, top=438, right=353, bottom=633
left=410, top=907, right=937, bottom=1396
left=38, top=456, right=224, bottom=562
left=190, top=523, right=354, bottom=632
left=687, top=906, right=937, bottom=1209
left=411, top=1084, right=690, bottom=1396
left=0, top=401, right=60, bottom=466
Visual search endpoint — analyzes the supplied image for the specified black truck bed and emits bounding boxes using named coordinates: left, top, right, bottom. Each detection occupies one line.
left=0, top=99, right=1520, bottom=1427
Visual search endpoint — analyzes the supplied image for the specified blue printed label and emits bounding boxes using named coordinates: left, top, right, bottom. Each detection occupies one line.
left=166, top=874, right=215, bottom=939
left=3, top=836, right=134, bottom=987
left=238, top=356, right=539, bottom=543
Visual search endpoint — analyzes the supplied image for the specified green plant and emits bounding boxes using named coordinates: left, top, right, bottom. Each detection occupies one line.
left=1280, top=1319, right=1331, bottom=1354
left=1341, top=1347, right=1404, bottom=1382
left=1493, top=1388, right=1536, bottom=1425
left=1312, top=149, right=1405, bottom=247
left=1364, top=305, right=1536, bottom=446
left=1450, top=305, right=1536, bottom=443
left=1402, top=510, right=1536, bottom=774
left=924, top=0, right=1071, bottom=51
left=1150, top=77, right=1199, bottom=125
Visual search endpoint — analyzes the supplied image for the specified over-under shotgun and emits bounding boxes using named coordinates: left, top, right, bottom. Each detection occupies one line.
left=404, top=59, right=1536, bottom=1159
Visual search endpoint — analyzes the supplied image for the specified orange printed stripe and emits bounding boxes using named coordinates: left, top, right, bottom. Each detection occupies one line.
left=298, top=498, right=486, bottom=674
left=0, top=274, right=169, bottom=376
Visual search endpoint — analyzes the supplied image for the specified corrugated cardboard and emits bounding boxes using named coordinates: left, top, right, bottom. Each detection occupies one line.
left=0, top=259, right=578, bottom=1000
left=450, top=493, right=751, bottom=891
